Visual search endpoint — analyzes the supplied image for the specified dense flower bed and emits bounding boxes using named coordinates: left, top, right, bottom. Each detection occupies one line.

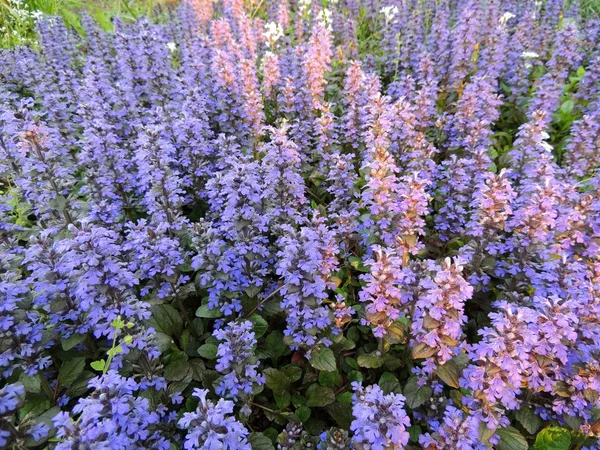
left=1, top=0, right=599, bottom=448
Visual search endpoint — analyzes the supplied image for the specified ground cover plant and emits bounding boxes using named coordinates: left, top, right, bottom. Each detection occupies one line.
left=1, top=0, right=599, bottom=448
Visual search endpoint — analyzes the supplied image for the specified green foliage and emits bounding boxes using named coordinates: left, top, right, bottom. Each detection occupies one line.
left=516, top=407, right=542, bottom=435
left=195, top=304, right=223, bottom=319
left=0, top=0, right=167, bottom=48
left=90, top=317, right=134, bottom=375
left=58, top=357, right=85, bottom=387
left=530, top=427, right=575, bottom=450
left=248, top=432, right=276, bottom=450
left=149, top=304, right=183, bottom=337
left=378, top=372, right=401, bottom=394
left=306, top=386, right=335, bottom=407
left=197, top=343, right=218, bottom=359
left=568, top=0, right=600, bottom=18
left=435, top=359, right=460, bottom=389
left=357, top=350, right=385, bottom=369
left=497, top=427, right=528, bottom=450
left=248, top=313, right=269, bottom=338
left=403, top=375, right=433, bottom=409
left=309, top=346, right=337, bottom=372
left=264, top=368, right=292, bottom=396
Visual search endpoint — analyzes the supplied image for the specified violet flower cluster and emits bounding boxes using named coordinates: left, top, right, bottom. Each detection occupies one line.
left=52, top=371, right=169, bottom=450
left=276, top=212, right=340, bottom=354
left=1, top=383, right=48, bottom=447
left=411, top=257, right=473, bottom=374
left=214, top=320, right=265, bottom=413
left=0, top=0, right=599, bottom=448
left=178, top=389, right=250, bottom=450
left=350, top=382, right=411, bottom=450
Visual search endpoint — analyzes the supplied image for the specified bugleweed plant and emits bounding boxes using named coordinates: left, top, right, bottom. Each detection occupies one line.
left=1, top=0, right=599, bottom=449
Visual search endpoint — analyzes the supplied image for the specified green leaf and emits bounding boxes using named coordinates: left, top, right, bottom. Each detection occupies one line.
left=497, top=426, right=528, bottom=450
left=163, top=351, right=190, bottom=382
left=65, top=371, right=95, bottom=398
left=408, top=425, right=422, bottom=443
left=90, top=360, right=106, bottom=372
left=336, top=392, right=353, bottom=404
left=153, top=331, right=174, bottom=352
left=318, top=370, right=339, bottom=388
left=61, top=333, right=86, bottom=351
left=516, top=406, right=542, bottom=435
left=165, top=359, right=191, bottom=382
left=24, top=406, right=60, bottom=447
left=283, top=365, right=302, bottom=383
left=303, top=370, right=318, bottom=386
left=274, top=391, right=291, bottom=409
left=306, top=386, right=335, bottom=407
left=310, top=346, right=337, bottom=372
left=296, top=406, right=312, bottom=422
left=383, top=354, right=402, bottom=371
left=195, top=304, right=223, bottom=318
left=347, top=327, right=360, bottom=342
left=357, top=351, right=385, bottom=369
left=19, top=372, right=41, bottom=394
left=189, top=359, right=206, bottom=381
left=559, top=99, right=575, bottom=115
left=403, top=375, right=433, bottom=409
left=58, top=357, right=86, bottom=387
left=263, top=428, right=279, bottom=444
left=19, top=395, right=50, bottom=419
left=106, top=345, right=124, bottom=357
left=197, top=344, right=218, bottom=359
left=435, top=360, right=460, bottom=389
left=347, top=370, right=363, bottom=383
left=248, top=314, right=269, bottom=338
left=263, top=368, right=291, bottom=396
left=411, top=342, right=437, bottom=359
left=149, top=304, right=183, bottom=337
left=348, top=256, right=369, bottom=272
left=345, top=357, right=359, bottom=370
left=292, top=394, right=306, bottom=407
left=530, top=427, right=571, bottom=450
left=325, top=402, right=353, bottom=429
left=562, top=414, right=581, bottom=431
left=266, top=331, right=288, bottom=360
left=244, top=285, right=261, bottom=298
left=379, top=372, right=402, bottom=394
left=338, top=337, right=356, bottom=350
left=383, top=321, right=407, bottom=344
left=248, top=432, right=275, bottom=450
left=479, top=421, right=496, bottom=442
left=111, top=317, right=126, bottom=329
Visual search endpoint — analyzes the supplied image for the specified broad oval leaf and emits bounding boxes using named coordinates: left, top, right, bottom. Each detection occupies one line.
left=497, top=426, right=528, bottom=450
left=531, top=427, right=571, bottom=450
left=310, top=346, right=337, bottom=372
left=436, top=360, right=460, bottom=389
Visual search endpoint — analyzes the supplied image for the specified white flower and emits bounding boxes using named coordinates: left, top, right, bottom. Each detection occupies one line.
left=318, top=8, right=333, bottom=31
left=166, top=42, right=177, bottom=52
left=31, top=10, right=44, bottom=20
left=381, top=5, right=399, bottom=24
left=299, top=0, right=312, bottom=14
left=263, top=22, right=284, bottom=47
left=521, top=51, right=540, bottom=59
left=499, top=11, right=515, bottom=26
left=540, top=141, right=553, bottom=153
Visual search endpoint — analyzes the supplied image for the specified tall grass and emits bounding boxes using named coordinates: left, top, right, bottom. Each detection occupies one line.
left=0, top=0, right=169, bottom=48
